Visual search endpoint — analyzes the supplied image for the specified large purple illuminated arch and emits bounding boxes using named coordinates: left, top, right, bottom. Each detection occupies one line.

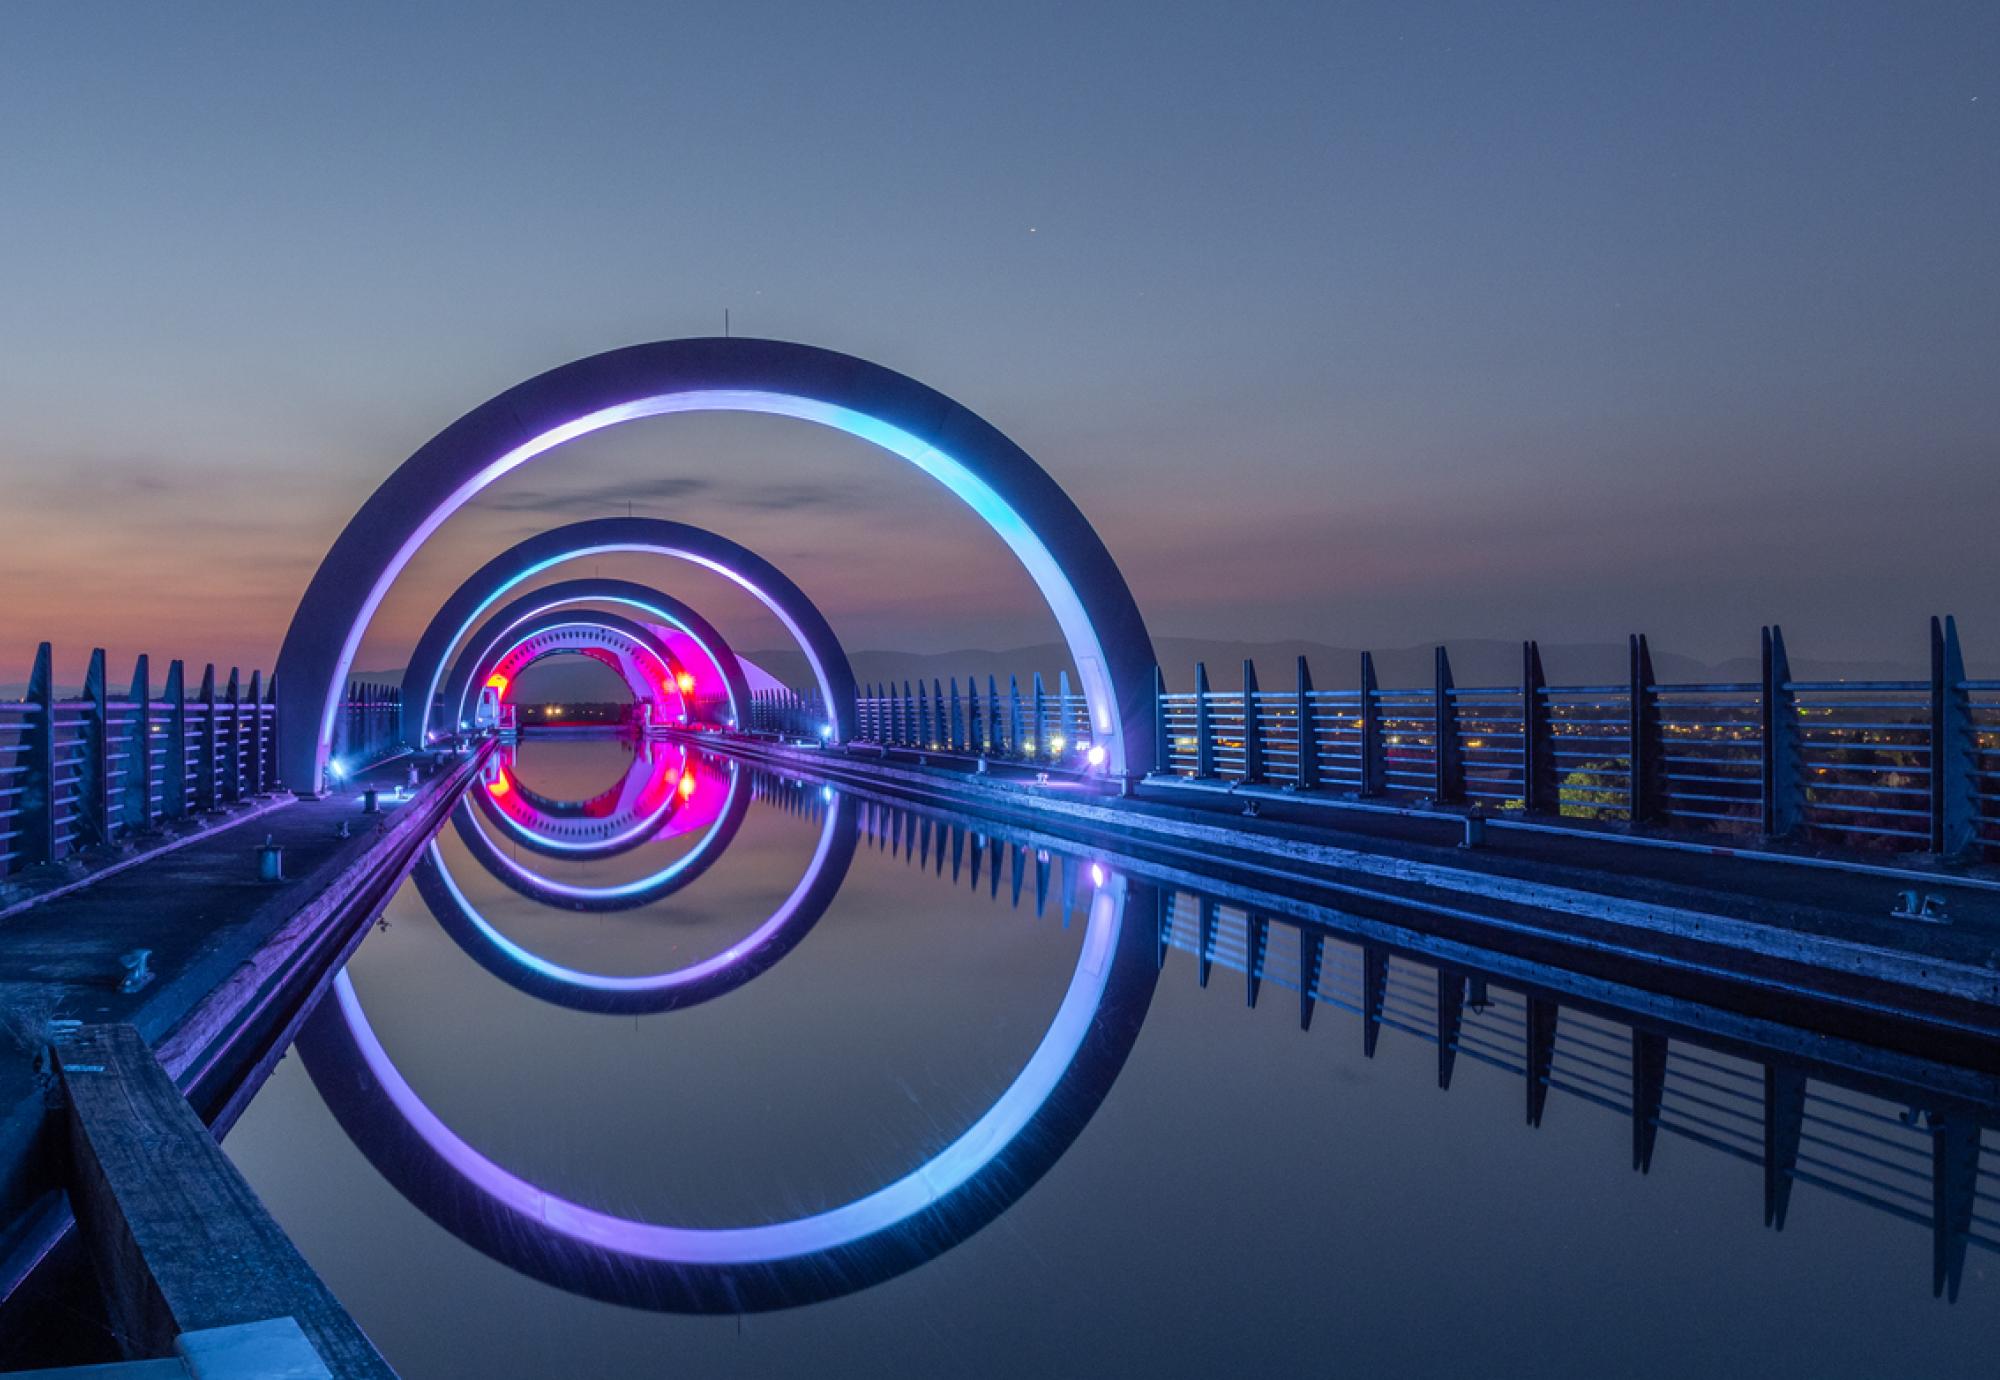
left=297, top=858, right=1160, bottom=1311
left=442, top=579, right=752, bottom=734
left=277, top=338, right=1154, bottom=789
left=472, top=610, right=686, bottom=728
left=392, top=517, right=853, bottom=758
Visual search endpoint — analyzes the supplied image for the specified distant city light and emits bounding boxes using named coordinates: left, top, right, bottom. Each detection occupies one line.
left=546, top=704, right=563, bottom=718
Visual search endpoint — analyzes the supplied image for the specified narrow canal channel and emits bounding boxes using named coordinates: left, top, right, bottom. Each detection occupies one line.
left=223, top=736, right=2000, bottom=1378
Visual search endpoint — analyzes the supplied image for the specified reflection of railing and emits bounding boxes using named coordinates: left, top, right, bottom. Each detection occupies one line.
left=802, top=779, right=1998, bottom=1300
left=0, top=642, right=282, bottom=880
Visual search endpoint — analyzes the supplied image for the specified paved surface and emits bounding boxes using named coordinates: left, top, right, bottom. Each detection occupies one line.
left=0, top=755, right=449, bottom=1312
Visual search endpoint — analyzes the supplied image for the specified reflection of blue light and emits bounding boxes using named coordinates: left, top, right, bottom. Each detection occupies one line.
left=332, top=871, right=1128, bottom=1265
left=459, top=765, right=736, bottom=902
left=431, top=783, right=837, bottom=989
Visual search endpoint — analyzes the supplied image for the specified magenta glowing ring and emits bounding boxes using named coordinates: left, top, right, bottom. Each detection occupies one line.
left=279, top=339, right=1156, bottom=791
left=453, top=757, right=746, bottom=909
left=475, top=741, right=693, bottom=858
left=477, top=614, right=686, bottom=727
left=446, top=583, right=747, bottom=731
left=428, top=780, right=843, bottom=998
left=412, top=779, right=845, bottom=1015
left=299, top=867, right=1139, bottom=1306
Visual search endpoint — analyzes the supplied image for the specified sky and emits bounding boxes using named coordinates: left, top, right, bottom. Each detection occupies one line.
left=1, top=2, right=1995, bottom=687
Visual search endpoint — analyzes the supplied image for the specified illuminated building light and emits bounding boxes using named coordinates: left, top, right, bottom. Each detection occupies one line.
left=1050, top=734, right=1066, bottom=753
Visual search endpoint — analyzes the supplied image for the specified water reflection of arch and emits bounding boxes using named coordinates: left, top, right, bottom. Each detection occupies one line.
left=472, top=609, right=687, bottom=730
left=297, top=845, right=1161, bottom=1312
left=476, top=740, right=708, bottom=863
left=413, top=779, right=851, bottom=1016
left=444, top=578, right=750, bottom=734
left=453, top=753, right=750, bottom=912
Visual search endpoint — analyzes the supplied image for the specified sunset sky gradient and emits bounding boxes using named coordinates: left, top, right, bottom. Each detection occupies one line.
left=2, top=3, right=1994, bottom=685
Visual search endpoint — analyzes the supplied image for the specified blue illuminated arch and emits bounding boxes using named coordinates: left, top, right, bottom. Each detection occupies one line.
left=443, top=578, right=751, bottom=734
left=276, top=339, right=1155, bottom=789
left=393, top=517, right=854, bottom=758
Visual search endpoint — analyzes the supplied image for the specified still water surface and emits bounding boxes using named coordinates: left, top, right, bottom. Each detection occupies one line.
left=226, top=737, right=2000, bottom=1378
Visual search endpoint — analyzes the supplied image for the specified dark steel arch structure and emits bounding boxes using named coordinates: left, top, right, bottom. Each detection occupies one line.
left=392, top=517, right=854, bottom=757
left=439, top=578, right=752, bottom=735
left=276, top=337, right=1155, bottom=790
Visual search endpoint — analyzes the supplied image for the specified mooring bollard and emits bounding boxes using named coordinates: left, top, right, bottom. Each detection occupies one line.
left=1462, top=812, right=1488, bottom=849
left=361, top=788, right=379, bottom=814
left=256, top=835, right=284, bottom=883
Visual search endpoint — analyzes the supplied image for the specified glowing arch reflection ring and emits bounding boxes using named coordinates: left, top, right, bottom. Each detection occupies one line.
left=297, top=855, right=1155, bottom=1310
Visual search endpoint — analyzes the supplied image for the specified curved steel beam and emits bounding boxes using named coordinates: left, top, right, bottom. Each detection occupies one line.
left=392, top=517, right=852, bottom=760
left=440, top=578, right=751, bottom=736
left=276, top=337, right=1153, bottom=790
left=461, top=608, right=685, bottom=731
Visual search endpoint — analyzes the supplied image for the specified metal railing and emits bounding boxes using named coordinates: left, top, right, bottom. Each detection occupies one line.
left=1, top=642, right=404, bottom=880
left=849, top=671, right=1100, bottom=765
left=0, top=643, right=278, bottom=880
left=1148, top=616, right=1994, bottom=862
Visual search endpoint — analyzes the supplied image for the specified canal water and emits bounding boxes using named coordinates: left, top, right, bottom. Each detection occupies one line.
left=226, top=736, right=2000, bottom=1379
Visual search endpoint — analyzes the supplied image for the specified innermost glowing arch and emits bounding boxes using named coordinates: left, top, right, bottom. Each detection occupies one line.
left=276, top=339, right=1156, bottom=791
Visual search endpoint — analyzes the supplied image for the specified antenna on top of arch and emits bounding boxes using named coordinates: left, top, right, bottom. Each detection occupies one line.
left=724, top=309, right=730, bottom=337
